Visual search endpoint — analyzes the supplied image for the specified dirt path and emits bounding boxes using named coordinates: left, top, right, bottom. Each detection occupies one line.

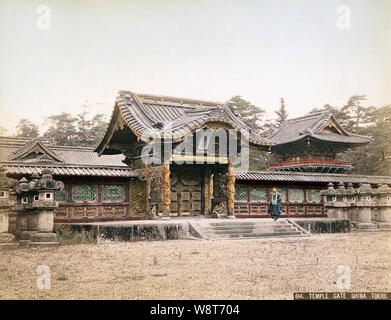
left=1, top=232, right=390, bottom=300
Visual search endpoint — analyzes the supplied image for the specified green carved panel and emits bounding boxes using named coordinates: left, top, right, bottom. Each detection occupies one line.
left=307, top=189, right=321, bottom=203
left=250, top=187, right=267, bottom=202
left=234, top=186, right=248, bottom=202
left=72, top=184, right=97, bottom=202
left=277, top=187, right=286, bottom=202
left=288, top=188, right=304, bottom=203
left=54, top=185, right=68, bottom=202
left=102, top=185, right=126, bottom=202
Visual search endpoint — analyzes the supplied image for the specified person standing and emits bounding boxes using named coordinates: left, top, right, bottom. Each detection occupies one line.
left=269, top=187, right=282, bottom=220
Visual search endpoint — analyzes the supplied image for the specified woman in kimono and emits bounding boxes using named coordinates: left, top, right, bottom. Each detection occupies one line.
left=269, top=187, right=282, bottom=220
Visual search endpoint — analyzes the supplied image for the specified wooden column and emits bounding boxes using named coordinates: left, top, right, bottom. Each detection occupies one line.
left=204, top=168, right=213, bottom=215
left=162, top=162, right=171, bottom=217
left=145, top=164, right=151, bottom=216
left=227, top=162, right=235, bottom=217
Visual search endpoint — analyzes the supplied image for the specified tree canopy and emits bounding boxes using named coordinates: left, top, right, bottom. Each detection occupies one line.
left=16, top=119, right=39, bottom=138
left=9, top=102, right=109, bottom=148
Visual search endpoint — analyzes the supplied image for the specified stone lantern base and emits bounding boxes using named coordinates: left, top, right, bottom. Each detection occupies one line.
left=354, top=222, right=378, bottom=230
left=0, top=210, right=16, bottom=248
left=376, top=222, right=391, bottom=230
left=29, top=232, right=58, bottom=244
left=353, top=204, right=378, bottom=230
left=0, top=232, right=16, bottom=249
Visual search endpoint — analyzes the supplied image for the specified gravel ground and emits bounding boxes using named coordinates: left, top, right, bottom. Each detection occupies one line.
left=1, top=232, right=390, bottom=300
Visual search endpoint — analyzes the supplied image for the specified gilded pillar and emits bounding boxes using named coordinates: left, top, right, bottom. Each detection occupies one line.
left=227, top=162, right=235, bottom=217
left=162, top=162, right=171, bottom=216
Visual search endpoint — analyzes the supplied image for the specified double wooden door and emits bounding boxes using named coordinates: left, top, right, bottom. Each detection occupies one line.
left=170, top=169, right=202, bottom=216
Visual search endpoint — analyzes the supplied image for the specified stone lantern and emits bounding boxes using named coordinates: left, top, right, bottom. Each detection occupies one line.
left=15, top=169, right=64, bottom=244
left=321, top=182, right=338, bottom=218
left=333, top=182, right=350, bottom=219
left=373, top=184, right=391, bottom=230
left=355, top=183, right=377, bottom=230
left=15, top=177, right=36, bottom=241
left=0, top=165, right=17, bottom=247
left=345, top=183, right=357, bottom=221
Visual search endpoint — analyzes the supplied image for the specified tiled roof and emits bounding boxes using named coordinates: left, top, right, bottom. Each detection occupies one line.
left=95, top=91, right=271, bottom=155
left=3, top=165, right=132, bottom=177
left=235, top=170, right=391, bottom=185
left=268, top=111, right=372, bottom=145
left=0, top=137, right=133, bottom=177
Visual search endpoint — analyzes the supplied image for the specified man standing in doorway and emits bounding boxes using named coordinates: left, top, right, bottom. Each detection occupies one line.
left=269, top=187, right=282, bottom=221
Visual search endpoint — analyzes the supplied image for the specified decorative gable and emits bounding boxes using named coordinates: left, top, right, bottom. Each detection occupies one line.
left=319, top=119, right=344, bottom=135
left=9, top=139, right=63, bottom=164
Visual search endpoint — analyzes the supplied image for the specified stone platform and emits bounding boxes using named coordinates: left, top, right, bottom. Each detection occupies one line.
left=55, top=217, right=311, bottom=242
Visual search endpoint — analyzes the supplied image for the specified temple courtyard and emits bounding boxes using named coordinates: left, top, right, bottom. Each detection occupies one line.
left=0, top=231, right=390, bottom=300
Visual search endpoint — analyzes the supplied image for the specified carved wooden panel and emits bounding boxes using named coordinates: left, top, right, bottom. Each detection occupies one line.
left=102, top=206, right=126, bottom=217
left=171, top=202, right=178, bottom=212
left=54, top=207, right=68, bottom=218
left=307, top=205, right=322, bottom=215
left=192, top=192, right=201, bottom=201
left=250, top=204, right=268, bottom=214
left=289, top=205, right=305, bottom=215
left=181, top=202, right=190, bottom=211
left=234, top=204, right=249, bottom=214
left=192, top=202, right=201, bottom=211
left=72, top=207, right=98, bottom=218
left=181, top=192, right=190, bottom=201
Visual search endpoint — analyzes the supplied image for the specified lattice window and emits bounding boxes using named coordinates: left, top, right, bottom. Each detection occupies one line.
left=72, top=184, right=97, bottom=202
left=307, top=189, right=321, bottom=203
left=54, top=185, right=68, bottom=202
left=250, top=187, right=267, bottom=202
left=277, top=187, right=287, bottom=202
left=102, top=185, right=126, bottom=202
left=235, top=187, right=248, bottom=202
left=288, top=188, right=304, bottom=203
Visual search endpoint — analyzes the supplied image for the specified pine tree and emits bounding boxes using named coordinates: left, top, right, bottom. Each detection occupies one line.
left=15, top=119, right=39, bottom=138
left=228, top=96, right=265, bottom=129
left=274, top=98, right=289, bottom=127
left=43, top=113, right=78, bottom=146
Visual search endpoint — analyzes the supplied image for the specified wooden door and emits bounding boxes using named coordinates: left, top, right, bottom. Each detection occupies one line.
left=170, top=169, right=202, bottom=216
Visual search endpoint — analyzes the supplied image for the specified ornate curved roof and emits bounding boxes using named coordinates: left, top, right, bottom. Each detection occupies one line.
left=95, top=91, right=271, bottom=155
left=268, top=111, right=372, bottom=146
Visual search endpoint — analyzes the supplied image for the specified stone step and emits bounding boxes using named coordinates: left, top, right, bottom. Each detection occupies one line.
left=199, top=224, right=295, bottom=231
left=207, top=221, right=289, bottom=227
left=188, top=218, right=307, bottom=240
left=205, top=230, right=303, bottom=239
left=205, top=227, right=298, bottom=235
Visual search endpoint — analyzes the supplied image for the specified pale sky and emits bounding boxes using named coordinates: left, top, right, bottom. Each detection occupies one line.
left=0, top=0, right=390, bottom=135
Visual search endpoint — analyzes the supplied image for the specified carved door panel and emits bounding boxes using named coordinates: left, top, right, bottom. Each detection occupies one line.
left=170, top=170, right=202, bottom=216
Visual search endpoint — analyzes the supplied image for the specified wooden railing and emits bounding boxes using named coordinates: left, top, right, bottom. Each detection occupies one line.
left=269, top=158, right=351, bottom=169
